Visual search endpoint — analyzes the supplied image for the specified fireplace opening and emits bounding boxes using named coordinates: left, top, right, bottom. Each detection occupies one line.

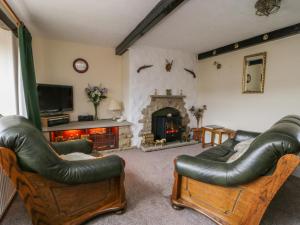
left=152, top=107, right=183, bottom=142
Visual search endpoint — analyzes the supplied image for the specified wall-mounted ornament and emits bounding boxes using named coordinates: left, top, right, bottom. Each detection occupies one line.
left=184, top=68, right=196, bottom=78
left=255, top=0, right=281, bottom=16
left=166, top=89, right=172, bottom=96
left=213, top=61, right=222, bottom=69
left=242, top=52, right=266, bottom=93
left=165, top=59, right=173, bottom=72
left=137, top=65, right=153, bottom=73
left=73, top=58, right=89, bottom=73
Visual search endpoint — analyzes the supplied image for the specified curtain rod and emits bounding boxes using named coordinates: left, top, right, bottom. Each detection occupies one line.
left=0, top=0, right=21, bottom=26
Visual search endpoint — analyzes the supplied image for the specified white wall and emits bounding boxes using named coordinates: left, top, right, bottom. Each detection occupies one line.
left=32, top=37, right=123, bottom=121
left=198, top=35, right=300, bottom=132
left=124, top=46, right=199, bottom=146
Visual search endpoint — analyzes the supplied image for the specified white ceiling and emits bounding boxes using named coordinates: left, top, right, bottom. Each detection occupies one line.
left=7, top=0, right=161, bottom=46
left=8, top=0, right=300, bottom=53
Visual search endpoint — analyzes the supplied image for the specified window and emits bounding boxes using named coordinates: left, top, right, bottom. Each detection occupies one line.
left=0, top=27, right=18, bottom=115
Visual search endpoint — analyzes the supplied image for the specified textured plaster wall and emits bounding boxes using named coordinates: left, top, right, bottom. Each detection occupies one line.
left=124, top=46, right=199, bottom=146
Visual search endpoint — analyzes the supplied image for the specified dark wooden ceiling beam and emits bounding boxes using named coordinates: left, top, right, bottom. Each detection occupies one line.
left=198, top=23, right=300, bottom=60
left=115, top=0, right=187, bottom=55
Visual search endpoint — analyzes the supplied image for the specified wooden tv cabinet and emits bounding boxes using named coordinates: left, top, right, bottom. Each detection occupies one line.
left=42, top=120, right=133, bottom=151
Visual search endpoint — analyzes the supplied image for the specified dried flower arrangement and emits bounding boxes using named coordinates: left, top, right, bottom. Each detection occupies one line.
left=189, top=105, right=207, bottom=128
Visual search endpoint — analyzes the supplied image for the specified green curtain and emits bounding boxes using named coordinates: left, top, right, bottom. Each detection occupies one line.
left=18, top=24, right=42, bottom=130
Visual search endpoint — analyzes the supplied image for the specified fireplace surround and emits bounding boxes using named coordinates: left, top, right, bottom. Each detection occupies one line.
left=139, top=95, right=190, bottom=142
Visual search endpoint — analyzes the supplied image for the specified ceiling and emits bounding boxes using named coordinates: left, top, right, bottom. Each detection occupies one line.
left=7, top=0, right=161, bottom=46
left=7, top=0, right=300, bottom=53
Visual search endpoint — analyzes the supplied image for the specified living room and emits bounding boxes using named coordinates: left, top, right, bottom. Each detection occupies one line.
left=0, top=1, right=300, bottom=225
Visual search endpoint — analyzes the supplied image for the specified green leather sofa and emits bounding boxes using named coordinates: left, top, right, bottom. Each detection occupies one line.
left=176, top=115, right=300, bottom=186
left=0, top=115, right=126, bottom=225
left=171, top=115, right=300, bottom=225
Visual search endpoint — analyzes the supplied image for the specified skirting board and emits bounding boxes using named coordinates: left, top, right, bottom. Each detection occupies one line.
left=140, top=141, right=199, bottom=152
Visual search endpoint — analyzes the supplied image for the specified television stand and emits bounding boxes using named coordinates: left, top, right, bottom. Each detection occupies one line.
left=42, top=120, right=133, bottom=151
left=41, top=114, right=70, bottom=127
left=41, top=112, right=67, bottom=117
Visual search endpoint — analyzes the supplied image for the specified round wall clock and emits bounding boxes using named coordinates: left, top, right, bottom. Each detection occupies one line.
left=73, top=58, right=89, bottom=73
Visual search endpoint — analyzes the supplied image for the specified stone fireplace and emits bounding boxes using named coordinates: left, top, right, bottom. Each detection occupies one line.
left=139, top=95, right=190, bottom=143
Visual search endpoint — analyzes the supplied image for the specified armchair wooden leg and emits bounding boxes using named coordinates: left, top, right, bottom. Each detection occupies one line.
left=172, top=204, right=184, bottom=210
left=115, top=206, right=126, bottom=215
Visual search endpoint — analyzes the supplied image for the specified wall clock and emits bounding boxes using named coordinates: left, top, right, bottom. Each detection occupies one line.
left=73, top=58, right=89, bottom=73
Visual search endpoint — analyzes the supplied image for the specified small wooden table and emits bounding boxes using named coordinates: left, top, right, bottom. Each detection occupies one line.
left=201, top=127, right=235, bottom=148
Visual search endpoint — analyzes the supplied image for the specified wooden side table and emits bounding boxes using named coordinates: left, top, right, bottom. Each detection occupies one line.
left=201, top=127, right=235, bottom=148
left=213, top=128, right=236, bottom=146
left=201, top=127, right=219, bottom=148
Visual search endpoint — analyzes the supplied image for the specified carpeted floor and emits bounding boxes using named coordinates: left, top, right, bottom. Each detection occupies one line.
left=2, top=144, right=300, bottom=225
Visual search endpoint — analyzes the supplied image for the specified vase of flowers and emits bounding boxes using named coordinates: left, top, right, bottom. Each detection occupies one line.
left=189, top=105, right=207, bottom=128
left=85, top=84, right=107, bottom=120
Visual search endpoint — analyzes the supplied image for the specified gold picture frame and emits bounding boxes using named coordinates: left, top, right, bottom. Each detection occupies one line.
left=242, top=52, right=266, bottom=93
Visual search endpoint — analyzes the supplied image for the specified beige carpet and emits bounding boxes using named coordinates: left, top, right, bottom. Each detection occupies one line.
left=2, top=144, right=300, bottom=225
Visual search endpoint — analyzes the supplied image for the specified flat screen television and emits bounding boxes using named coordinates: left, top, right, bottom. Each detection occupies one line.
left=37, top=84, right=73, bottom=114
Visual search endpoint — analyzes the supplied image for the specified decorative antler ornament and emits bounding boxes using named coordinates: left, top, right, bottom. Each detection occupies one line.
left=184, top=68, right=196, bottom=78
left=165, top=59, right=173, bottom=72
left=137, top=65, right=153, bottom=73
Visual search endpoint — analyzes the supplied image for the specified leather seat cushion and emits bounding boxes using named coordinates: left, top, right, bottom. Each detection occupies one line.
left=196, top=139, right=238, bottom=162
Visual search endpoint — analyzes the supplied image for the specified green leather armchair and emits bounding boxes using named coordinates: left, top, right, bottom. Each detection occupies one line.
left=172, top=115, right=300, bottom=225
left=0, top=115, right=126, bottom=225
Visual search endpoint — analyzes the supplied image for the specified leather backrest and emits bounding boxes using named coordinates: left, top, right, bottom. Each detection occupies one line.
left=227, top=115, right=300, bottom=185
left=0, top=115, right=62, bottom=172
left=234, top=130, right=261, bottom=142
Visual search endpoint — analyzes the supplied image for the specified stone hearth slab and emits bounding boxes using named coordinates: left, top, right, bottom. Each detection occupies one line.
left=140, top=141, right=199, bottom=152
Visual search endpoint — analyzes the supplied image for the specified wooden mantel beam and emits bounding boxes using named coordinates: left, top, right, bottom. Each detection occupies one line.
left=115, top=0, right=187, bottom=55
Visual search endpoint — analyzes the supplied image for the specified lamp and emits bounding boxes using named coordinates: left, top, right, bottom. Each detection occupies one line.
left=255, top=0, right=281, bottom=16
left=108, top=99, right=122, bottom=120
